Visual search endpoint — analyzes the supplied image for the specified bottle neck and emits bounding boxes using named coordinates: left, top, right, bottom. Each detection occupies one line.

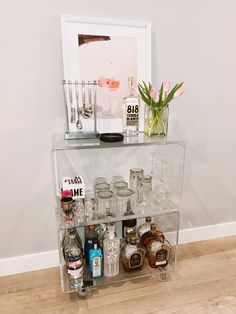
left=128, top=77, right=135, bottom=96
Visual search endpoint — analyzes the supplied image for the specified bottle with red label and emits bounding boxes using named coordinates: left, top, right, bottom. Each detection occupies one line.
left=64, top=233, right=83, bottom=288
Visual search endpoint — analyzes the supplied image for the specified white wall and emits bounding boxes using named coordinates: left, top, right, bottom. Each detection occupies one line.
left=0, top=0, right=236, bottom=260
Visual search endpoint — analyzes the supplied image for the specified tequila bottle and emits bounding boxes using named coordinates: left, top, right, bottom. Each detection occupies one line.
left=103, top=225, right=120, bottom=277
left=121, top=236, right=146, bottom=272
left=122, top=76, right=140, bottom=136
left=89, top=243, right=102, bottom=280
left=64, top=233, right=83, bottom=289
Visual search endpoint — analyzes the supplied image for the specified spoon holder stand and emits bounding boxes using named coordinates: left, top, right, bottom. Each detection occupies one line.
left=62, top=80, right=99, bottom=140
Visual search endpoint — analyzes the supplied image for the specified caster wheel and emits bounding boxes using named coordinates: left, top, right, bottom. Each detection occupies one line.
left=76, top=286, right=91, bottom=298
left=157, top=267, right=168, bottom=282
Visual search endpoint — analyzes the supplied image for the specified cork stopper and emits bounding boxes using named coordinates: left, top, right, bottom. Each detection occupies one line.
left=157, top=230, right=165, bottom=240
left=88, top=225, right=95, bottom=231
left=129, top=236, right=137, bottom=245
left=150, top=223, right=157, bottom=232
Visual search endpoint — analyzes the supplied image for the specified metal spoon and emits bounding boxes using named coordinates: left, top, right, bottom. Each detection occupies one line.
left=81, top=81, right=93, bottom=119
left=68, top=80, right=76, bottom=123
left=75, top=81, right=82, bottom=130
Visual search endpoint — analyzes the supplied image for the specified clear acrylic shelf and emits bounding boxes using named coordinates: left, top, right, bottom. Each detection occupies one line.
left=52, top=134, right=185, bottom=295
left=52, top=132, right=185, bottom=151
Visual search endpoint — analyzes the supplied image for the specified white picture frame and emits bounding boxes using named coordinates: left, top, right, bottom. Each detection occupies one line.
left=60, top=15, right=151, bottom=133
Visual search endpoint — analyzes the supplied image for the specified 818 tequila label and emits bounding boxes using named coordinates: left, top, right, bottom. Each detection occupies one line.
left=126, top=104, right=139, bottom=126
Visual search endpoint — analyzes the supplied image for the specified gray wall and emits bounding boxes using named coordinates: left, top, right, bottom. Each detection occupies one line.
left=1, top=0, right=236, bottom=258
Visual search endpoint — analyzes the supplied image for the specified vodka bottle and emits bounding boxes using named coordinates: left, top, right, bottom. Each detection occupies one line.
left=64, top=233, right=83, bottom=288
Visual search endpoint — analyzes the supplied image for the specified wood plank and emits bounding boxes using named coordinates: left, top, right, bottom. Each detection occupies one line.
left=0, top=236, right=236, bottom=314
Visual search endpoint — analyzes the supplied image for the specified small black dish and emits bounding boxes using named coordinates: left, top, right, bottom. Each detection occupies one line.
left=99, top=133, right=124, bottom=143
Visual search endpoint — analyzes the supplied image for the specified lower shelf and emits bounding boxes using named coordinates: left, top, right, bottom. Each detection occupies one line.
left=60, top=254, right=175, bottom=294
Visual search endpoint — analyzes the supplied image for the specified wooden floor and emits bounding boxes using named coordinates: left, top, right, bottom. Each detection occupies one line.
left=1, top=236, right=236, bottom=314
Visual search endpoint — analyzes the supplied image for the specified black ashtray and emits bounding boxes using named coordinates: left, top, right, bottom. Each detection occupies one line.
left=99, top=133, right=124, bottom=143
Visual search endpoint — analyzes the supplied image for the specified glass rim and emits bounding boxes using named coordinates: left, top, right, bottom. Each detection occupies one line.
left=97, top=190, right=113, bottom=199
left=116, top=188, right=133, bottom=197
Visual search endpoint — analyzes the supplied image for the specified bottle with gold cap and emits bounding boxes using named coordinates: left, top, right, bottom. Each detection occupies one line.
left=121, top=235, right=146, bottom=272
left=137, top=217, right=152, bottom=238
left=140, top=223, right=161, bottom=247
left=146, top=230, right=171, bottom=269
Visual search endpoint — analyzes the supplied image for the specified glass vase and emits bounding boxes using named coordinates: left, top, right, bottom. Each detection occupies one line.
left=144, top=105, right=169, bottom=136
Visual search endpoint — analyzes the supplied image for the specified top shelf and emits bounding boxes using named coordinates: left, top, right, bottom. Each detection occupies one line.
left=52, top=133, right=185, bottom=151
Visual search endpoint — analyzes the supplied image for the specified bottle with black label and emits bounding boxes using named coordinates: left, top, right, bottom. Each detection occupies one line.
left=122, top=76, right=140, bottom=136
left=121, top=235, right=146, bottom=272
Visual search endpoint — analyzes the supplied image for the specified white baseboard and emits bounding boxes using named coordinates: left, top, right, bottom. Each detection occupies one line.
left=1, top=221, right=236, bottom=277
left=179, top=221, right=236, bottom=244
left=0, top=250, right=59, bottom=277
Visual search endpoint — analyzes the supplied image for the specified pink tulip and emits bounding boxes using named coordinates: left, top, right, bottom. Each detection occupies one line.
left=174, top=87, right=185, bottom=98
left=150, top=87, right=159, bottom=100
left=163, top=80, right=171, bottom=93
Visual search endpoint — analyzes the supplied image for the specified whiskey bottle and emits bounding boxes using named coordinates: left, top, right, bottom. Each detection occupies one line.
left=64, top=233, right=83, bottom=289
left=137, top=217, right=152, bottom=238
left=121, top=235, right=146, bottom=272
left=103, top=225, right=120, bottom=277
left=89, top=243, right=102, bottom=280
left=146, top=231, right=171, bottom=269
left=140, top=223, right=162, bottom=247
left=122, top=76, right=140, bottom=136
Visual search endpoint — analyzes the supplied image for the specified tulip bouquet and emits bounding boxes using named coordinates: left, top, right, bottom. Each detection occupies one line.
left=138, top=80, right=184, bottom=136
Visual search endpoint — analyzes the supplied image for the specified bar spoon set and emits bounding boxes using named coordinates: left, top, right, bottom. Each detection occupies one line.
left=62, top=80, right=99, bottom=139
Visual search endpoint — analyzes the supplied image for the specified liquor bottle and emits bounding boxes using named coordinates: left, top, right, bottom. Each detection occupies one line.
left=137, top=217, right=152, bottom=238
left=140, top=223, right=161, bottom=247
left=89, top=243, right=102, bottom=280
left=103, top=225, right=120, bottom=277
left=122, top=200, right=137, bottom=237
left=64, top=233, right=83, bottom=288
left=102, top=223, right=117, bottom=242
left=146, top=231, right=171, bottom=269
left=121, top=235, right=146, bottom=272
left=122, top=76, right=140, bottom=136
left=62, top=227, right=83, bottom=258
left=84, top=225, right=98, bottom=265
